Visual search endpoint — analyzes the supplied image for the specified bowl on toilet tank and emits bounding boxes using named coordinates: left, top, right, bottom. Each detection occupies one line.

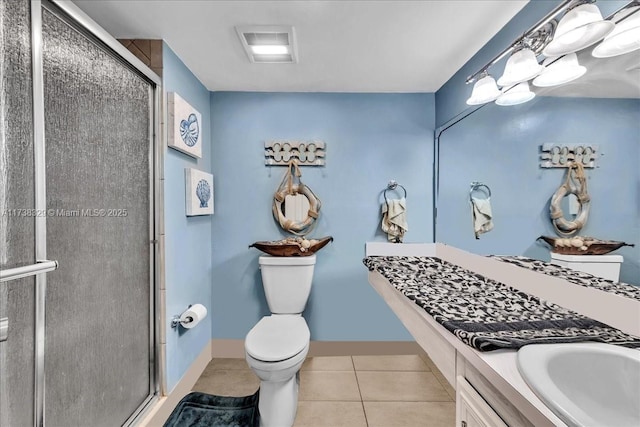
left=259, top=254, right=316, bottom=314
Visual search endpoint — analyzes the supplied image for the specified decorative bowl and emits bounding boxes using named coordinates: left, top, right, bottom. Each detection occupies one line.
left=538, top=235, right=634, bottom=255
left=249, top=236, right=333, bottom=257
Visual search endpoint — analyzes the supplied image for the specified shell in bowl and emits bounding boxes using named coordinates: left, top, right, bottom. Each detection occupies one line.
left=538, top=236, right=634, bottom=255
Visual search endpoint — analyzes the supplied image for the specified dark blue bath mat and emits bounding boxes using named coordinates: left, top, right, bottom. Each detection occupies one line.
left=164, top=390, right=259, bottom=427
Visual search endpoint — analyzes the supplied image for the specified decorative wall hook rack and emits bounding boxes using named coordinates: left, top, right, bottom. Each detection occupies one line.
left=540, top=143, right=598, bottom=168
left=265, top=140, right=326, bottom=166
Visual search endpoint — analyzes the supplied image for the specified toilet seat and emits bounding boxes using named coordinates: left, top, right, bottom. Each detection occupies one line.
left=245, top=315, right=310, bottom=362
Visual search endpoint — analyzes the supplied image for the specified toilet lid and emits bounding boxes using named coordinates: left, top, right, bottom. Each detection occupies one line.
left=245, top=316, right=310, bottom=362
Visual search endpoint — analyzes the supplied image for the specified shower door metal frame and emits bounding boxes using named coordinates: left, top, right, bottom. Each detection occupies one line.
left=28, top=1, right=163, bottom=425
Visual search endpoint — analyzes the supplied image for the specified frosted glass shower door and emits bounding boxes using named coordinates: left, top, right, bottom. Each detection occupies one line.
left=1, top=1, right=158, bottom=424
left=0, top=1, right=37, bottom=426
left=41, top=4, right=155, bottom=426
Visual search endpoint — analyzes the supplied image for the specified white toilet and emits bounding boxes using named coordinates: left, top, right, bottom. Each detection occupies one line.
left=245, top=254, right=316, bottom=427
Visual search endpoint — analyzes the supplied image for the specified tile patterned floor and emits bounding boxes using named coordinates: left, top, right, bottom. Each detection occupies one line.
left=192, top=354, right=456, bottom=426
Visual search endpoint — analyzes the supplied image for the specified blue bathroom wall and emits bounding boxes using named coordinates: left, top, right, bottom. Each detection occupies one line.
left=435, top=0, right=628, bottom=127
left=436, top=96, right=640, bottom=285
left=210, top=92, right=435, bottom=341
left=163, top=43, right=213, bottom=391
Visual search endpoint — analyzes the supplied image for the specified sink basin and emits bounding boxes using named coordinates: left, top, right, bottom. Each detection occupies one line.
left=517, top=343, right=640, bottom=427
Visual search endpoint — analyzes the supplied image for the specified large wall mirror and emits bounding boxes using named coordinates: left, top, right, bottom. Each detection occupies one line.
left=435, top=5, right=640, bottom=285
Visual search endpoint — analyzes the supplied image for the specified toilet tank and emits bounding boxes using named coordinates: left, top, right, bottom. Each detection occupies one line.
left=259, top=255, right=316, bottom=314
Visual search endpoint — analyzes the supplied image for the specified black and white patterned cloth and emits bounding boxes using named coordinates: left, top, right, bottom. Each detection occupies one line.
left=363, top=256, right=640, bottom=352
left=490, top=255, right=640, bottom=301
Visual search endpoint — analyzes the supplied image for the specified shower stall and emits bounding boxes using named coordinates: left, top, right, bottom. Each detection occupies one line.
left=1, top=1, right=160, bottom=425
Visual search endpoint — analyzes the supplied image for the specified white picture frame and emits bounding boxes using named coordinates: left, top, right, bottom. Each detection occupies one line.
left=185, top=168, right=214, bottom=216
left=168, top=92, right=202, bottom=158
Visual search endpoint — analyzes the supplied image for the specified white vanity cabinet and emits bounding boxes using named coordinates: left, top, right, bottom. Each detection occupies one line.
left=456, top=376, right=508, bottom=427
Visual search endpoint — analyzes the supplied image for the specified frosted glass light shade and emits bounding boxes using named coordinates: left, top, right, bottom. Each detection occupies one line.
left=592, top=6, right=640, bottom=58
left=497, top=48, right=543, bottom=87
left=543, top=3, right=614, bottom=57
left=496, top=82, right=535, bottom=106
left=466, top=75, right=501, bottom=105
left=533, top=53, right=587, bottom=87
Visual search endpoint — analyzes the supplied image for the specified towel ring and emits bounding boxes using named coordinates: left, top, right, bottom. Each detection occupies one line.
left=384, top=180, right=407, bottom=204
left=469, top=182, right=491, bottom=202
left=384, top=180, right=407, bottom=217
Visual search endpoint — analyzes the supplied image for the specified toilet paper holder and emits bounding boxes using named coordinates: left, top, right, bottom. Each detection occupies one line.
left=171, top=305, right=194, bottom=329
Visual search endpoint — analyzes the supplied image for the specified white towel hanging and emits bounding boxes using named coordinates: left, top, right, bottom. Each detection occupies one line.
left=471, top=197, right=493, bottom=239
left=382, top=197, right=408, bottom=242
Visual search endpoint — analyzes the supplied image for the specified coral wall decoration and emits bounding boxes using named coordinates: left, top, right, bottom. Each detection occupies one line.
left=185, top=168, right=213, bottom=216
left=168, top=92, right=202, bottom=158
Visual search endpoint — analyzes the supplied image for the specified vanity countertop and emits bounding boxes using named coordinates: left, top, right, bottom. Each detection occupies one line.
left=364, top=242, right=640, bottom=427
left=368, top=268, right=565, bottom=426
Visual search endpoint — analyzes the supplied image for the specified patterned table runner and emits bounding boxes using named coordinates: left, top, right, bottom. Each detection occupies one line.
left=364, top=256, right=640, bottom=351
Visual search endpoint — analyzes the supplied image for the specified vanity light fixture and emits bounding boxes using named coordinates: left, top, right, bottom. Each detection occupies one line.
left=542, top=2, right=614, bottom=57
left=466, top=72, right=502, bottom=105
left=592, top=5, right=640, bottom=58
left=465, top=1, right=637, bottom=108
left=533, top=53, right=587, bottom=87
left=497, top=46, right=544, bottom=87
left=495, top=81, right=536, bottom=106
left=236, top=25, right=298, bottom=63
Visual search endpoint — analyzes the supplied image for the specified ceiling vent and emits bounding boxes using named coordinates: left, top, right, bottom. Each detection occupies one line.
left=236, top=25, right=297, bottom=63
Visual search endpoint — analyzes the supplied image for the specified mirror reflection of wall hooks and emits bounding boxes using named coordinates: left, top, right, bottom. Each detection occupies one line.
left=540, top=143, right=598, bottom=168
left=469, top=182, right=491, bottom=202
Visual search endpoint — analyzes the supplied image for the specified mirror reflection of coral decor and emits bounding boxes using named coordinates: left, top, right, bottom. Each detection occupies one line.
left=168, top=92, right=202, bottom=158
left=185, top=168, right=214, bottom=216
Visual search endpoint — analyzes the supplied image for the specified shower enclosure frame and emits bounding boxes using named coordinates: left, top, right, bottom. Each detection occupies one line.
left=24, top=1, right=163, bottom=425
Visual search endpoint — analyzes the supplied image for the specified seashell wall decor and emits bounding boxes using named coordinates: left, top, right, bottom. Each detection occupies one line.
left=168, top=92, right=202, bottom=158
left=185, top=168, right=214, bottom=216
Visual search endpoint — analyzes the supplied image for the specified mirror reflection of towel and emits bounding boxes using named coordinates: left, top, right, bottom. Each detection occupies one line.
left=382, top=198, right=408, bottom=242
left=471, top=197, right=493, bottom=239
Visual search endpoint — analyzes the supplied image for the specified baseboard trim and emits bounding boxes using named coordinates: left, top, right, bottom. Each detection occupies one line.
left=211, top=339, right=246, bottom=358
left=139, top=341, right=212, bottom=427
left=211, top=339, right=421, bottom=358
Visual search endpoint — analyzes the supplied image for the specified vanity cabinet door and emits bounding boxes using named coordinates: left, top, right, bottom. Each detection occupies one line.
left=456, top=376, right=508, bottom=427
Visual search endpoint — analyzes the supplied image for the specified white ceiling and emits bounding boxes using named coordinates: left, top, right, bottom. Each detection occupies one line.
left=73, top=0, right=529, bottom=93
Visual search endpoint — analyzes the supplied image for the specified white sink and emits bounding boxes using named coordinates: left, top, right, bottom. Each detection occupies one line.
left=517, top=343, right=640, bottom=427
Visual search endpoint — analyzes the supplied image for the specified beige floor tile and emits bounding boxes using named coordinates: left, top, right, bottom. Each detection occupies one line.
left=352, top=354, right=429, bottom=371
left=192, top=369, right=260, bottom=397
left=302, top=356, right=354, bottom=371
left=364, top=401, right=456, bottom=427
left=299, top=371, right=361, bottom=401
left=294, top=401, right=367, bottom=427
left=208, top=357, right=250, bottom=370
left=357, top=371, right=451, bottom=402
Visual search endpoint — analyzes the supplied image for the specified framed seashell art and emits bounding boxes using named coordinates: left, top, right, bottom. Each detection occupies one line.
left=168, top=92, right=202, bottom=158
left=185, top=168, right=214, bottom=216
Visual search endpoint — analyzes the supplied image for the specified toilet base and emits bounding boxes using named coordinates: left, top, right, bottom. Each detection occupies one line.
left=258, top=371, right=300, bottom=427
